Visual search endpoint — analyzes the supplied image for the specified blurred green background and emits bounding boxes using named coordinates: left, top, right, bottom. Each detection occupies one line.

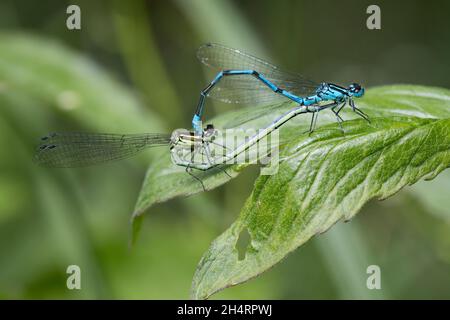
left=0, top=0, right=449, bottom=299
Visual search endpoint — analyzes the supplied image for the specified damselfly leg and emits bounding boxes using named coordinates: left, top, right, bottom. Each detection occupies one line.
left=308, top=111, right=319, bottom=135
left=349, top=99, right=371, bottom=123
left=203, top=141, right=232, bottom=178
left=303, top=101, right=341, bottom=135
left=331, top=102, right=346, bottom=132
left=177, top=135, right=232, bottom=190
left=185, top=165, right=206, bottom=192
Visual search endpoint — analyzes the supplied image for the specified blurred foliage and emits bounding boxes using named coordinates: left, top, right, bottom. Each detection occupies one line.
left=0, top=0, right=449, bottom=299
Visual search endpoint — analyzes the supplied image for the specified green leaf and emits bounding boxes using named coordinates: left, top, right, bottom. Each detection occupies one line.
left=133, top=85, right=449, bottom=298
left=191, top=116, right=450, bottom=299
left=359, top=85, right=450, bottom=119
left=130, top=151, right=243, bottom=245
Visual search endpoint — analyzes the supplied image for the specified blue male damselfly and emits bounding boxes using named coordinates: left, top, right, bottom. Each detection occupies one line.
left=192, top=43, right=368, bottom=134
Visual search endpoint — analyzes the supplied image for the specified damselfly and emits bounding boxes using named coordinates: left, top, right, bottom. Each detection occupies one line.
left=34, top=100, right=329, bottom=189
left=192, top=43, right=369, bottom=134
left=34, top=126, right=225, bottom=190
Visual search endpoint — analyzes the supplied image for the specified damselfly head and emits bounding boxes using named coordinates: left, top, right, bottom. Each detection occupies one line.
left=348, top=83, right=364, bottom=98
left=204, top=124, right=215, bottom=136
left=203, top=124, right=220, bottom=142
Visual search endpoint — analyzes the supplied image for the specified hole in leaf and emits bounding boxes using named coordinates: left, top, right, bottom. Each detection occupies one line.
left=236, top=227, right=251, bottom=261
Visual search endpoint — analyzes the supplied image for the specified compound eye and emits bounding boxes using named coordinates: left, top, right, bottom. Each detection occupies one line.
left=352, top=83, right=361, bottom=92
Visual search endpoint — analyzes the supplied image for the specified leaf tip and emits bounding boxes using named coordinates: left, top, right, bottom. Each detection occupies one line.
left=128, top=212, right=144, bottom=248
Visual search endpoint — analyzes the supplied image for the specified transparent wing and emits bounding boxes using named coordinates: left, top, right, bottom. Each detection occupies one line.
left=209, top=100, right=296, bottom=129
left=197, top=43, right=319, bottom=104
left=207, top=76, right=289, bottom=104
left=34, top=132, right=171, bottom=167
